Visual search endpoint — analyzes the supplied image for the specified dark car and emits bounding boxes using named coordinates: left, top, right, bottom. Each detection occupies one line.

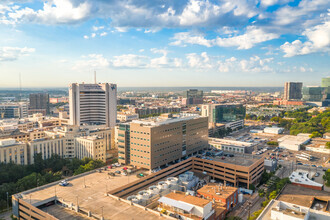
left=297, top=162, right=303, bottom=165
left=115, top=170, right=121, bottom=174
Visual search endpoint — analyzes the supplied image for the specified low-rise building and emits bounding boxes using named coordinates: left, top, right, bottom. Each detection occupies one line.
left=263, top=127, right=284, bottom=134
left=209, top=138, right=255, bottom=154
left=257, top=199, right=330, bottom=220
left=0, top=139, right=28, bottom=165
left=289, top=170, right=323, bottom=191
left=117, top=113, right=139, bottom=122
left=158, top=191, right=219, bottom=220
left=277, top=135, right=311, bottom=151
left=197, top=183, right=239, bottom=212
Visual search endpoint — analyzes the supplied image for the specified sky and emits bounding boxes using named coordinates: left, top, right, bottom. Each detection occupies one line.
left=0, top=0, right=329, bottom=88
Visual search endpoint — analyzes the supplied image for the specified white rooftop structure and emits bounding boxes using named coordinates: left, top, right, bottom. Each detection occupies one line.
left=131, top=113, right=202, bottom=127
left=278, top=135, right=311, bottom=151
left=209, top=138, right=254, bottom=147
left=257, top=199, right=330, bottom=220
left=289, top=170, right=323, bottom=188
left=264, top=127, right=284, bottom=134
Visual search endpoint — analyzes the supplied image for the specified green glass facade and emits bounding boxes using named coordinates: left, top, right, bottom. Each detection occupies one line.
left=302, top=87, right=323, bottom=101
left=212, top=104, right=246, bottom=123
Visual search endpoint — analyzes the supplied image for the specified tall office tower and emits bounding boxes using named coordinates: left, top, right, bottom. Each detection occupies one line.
left=117, top=113, right=208, bottom=170
left=182, top=89, right=203, bottom=105
left=321, top=77, right=330, bottom=100
left=302, top=86, right=323, bottom=102
left=201, top=104, right=246, bottom=131
left=283, top=82, right=303, bottom=100
left=69, top=83, right=117, bottom=127
left=29, top=93, right=49, bottom=115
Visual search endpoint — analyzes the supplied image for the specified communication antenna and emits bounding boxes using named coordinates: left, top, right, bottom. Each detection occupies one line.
left=94, top=70, right=96, bottom=84
left=19, top=73, right=22, bottom=102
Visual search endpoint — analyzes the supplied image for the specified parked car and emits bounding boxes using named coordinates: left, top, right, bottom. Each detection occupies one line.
left=59, top=180, right=69, bottom=186
left=315, top=172, right=320, bottom=177
left=115, top=170, right=121, bottom=174
left=297, top=162, right=303, bottom=165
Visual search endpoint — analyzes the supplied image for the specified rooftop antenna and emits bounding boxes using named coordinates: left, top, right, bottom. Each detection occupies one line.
left=19, top=73, right=22, bottom=102
left=94, top=70, right=96, bottom=84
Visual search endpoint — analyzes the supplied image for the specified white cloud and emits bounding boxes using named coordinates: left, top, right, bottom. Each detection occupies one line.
left=83, top=35, right=89, bottom=39
left=91, top=33, right=96, bottom=38
left=100, top=32, right=107, bottom=37
left=111, top=54, right=148, bottom=68
left=92, top=25, right=104, bottom=31
left=171, top=26, right=279, bottom=49
left=280, top=19, right=330, bottom=57
left=72, top=54, right=109, bottom=70
left=0, top=46, right=35, bottom=62
left=7, top=0, right=91, bottom=24
left=186, top=52, right=213, bottom=69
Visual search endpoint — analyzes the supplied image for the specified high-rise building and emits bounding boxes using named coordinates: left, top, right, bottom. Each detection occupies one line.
left=28, top=93, right=49, bottom=115
left=302, top=86, right=323, bottom=102
left=182, top=89, right=203, bottom=105
left=201, top=104, right=246, bottom=132
left=117, top=113, right=208, bottom=170
left=321, top=77, right=330, bottom=101
left=283, top=82, right=303, bottom=100
left=69, top=83, right=117, bottom=127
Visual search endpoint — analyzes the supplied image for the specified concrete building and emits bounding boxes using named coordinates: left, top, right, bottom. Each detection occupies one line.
left=118, top=113, right=208, bottom=170
left=284, top=82, right=303, bottom=100
left=209, top=138, right=255, bottom=154
left=69, top=83, right=117, bottom=127
left=263, top=127, right=284, bottom=134
left=117, top=112, right=139, bottom=122
left=28, top=93, right=49, bottom=115
left=257, top=199, right=330, bottom=220
left=278, top=135, right=311, bottom=151
left=0, top=102, right=28, bottom=119
left=182, top=89, right=203, bottom=105
left=264, top=159, right=277, bottom=172
left=75, top=135, right=107, bottom=162
left=0, top=139, right=28, bottom=165
left=289, top=170, right=323, bottom=191
left=158, top=192, right=214, bottom=219
left=197, top=183, right=239, bottom=212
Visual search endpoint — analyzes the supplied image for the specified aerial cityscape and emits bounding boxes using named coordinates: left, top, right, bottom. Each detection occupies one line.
left=0, top=1, right=330, bottom=220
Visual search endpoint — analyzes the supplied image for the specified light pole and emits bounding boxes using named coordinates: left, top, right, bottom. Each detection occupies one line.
left=6, top=192, right=9, bottom=210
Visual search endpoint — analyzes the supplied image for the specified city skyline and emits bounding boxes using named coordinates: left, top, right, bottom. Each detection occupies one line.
left=0, top=0, right=329, bottom=87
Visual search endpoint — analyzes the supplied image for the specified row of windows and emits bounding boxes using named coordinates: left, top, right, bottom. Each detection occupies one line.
left=131, top=148, right=150, bottom=153
left=130, top=160, right=149, bottom=166
left=131, top=142, right=150, bottom=147
left=132, top=136, right=149, bottom=141
left=131, top=130, right=150, bottom=135
left=130, top=154, right=150, bottom=160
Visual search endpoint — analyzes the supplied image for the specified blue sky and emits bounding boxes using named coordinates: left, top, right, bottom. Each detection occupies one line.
left=0, top=0, right=329, bottom=87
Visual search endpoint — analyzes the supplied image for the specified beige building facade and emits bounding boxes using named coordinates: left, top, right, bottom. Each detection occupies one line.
left=118, top=114, right=208, bottom=170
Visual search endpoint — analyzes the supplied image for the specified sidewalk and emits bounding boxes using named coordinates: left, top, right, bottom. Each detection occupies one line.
left=0, top=210, right=11, bottom=220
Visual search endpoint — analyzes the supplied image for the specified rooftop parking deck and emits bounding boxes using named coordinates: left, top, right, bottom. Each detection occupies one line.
left=17, top=167, right=165, bottom=220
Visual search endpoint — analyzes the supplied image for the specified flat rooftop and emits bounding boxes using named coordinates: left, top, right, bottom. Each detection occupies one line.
left=204, top=154, right=263, bottom=167
left=18, top=167, right=165, bottom=220
left=197, top=184, right=237, bottom=200
left=131, top=113, right=201, bottom=127
left=209, top=138, right=254, bottom=147
left=164, top=191, right=210, bottom=207
left=289, top=170, right=323, bottom=187
left=277, top=184, right=330, bottom=207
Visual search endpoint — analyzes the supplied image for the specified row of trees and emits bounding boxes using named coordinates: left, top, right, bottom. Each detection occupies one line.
left=0, top=154, right=105, bottom=211
left=249, top=177, right=290, bottom=220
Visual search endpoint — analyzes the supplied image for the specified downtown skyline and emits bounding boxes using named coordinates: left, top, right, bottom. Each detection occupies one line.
left=0, top=0, right=329, bottom=87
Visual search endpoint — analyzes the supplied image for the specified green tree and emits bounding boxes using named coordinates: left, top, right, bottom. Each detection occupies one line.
left=323, top=169, right=330, bottom=187
left=310, top=131, right=323, bottom=138
left=326, top=142, right=330, bottom=149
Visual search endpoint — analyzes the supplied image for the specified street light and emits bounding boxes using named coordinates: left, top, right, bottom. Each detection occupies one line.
left=6, top=192, right=9, bottom=210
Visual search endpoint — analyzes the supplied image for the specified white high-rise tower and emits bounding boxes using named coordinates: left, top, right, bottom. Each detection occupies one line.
left=69, top=83, right=117, bottom=127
